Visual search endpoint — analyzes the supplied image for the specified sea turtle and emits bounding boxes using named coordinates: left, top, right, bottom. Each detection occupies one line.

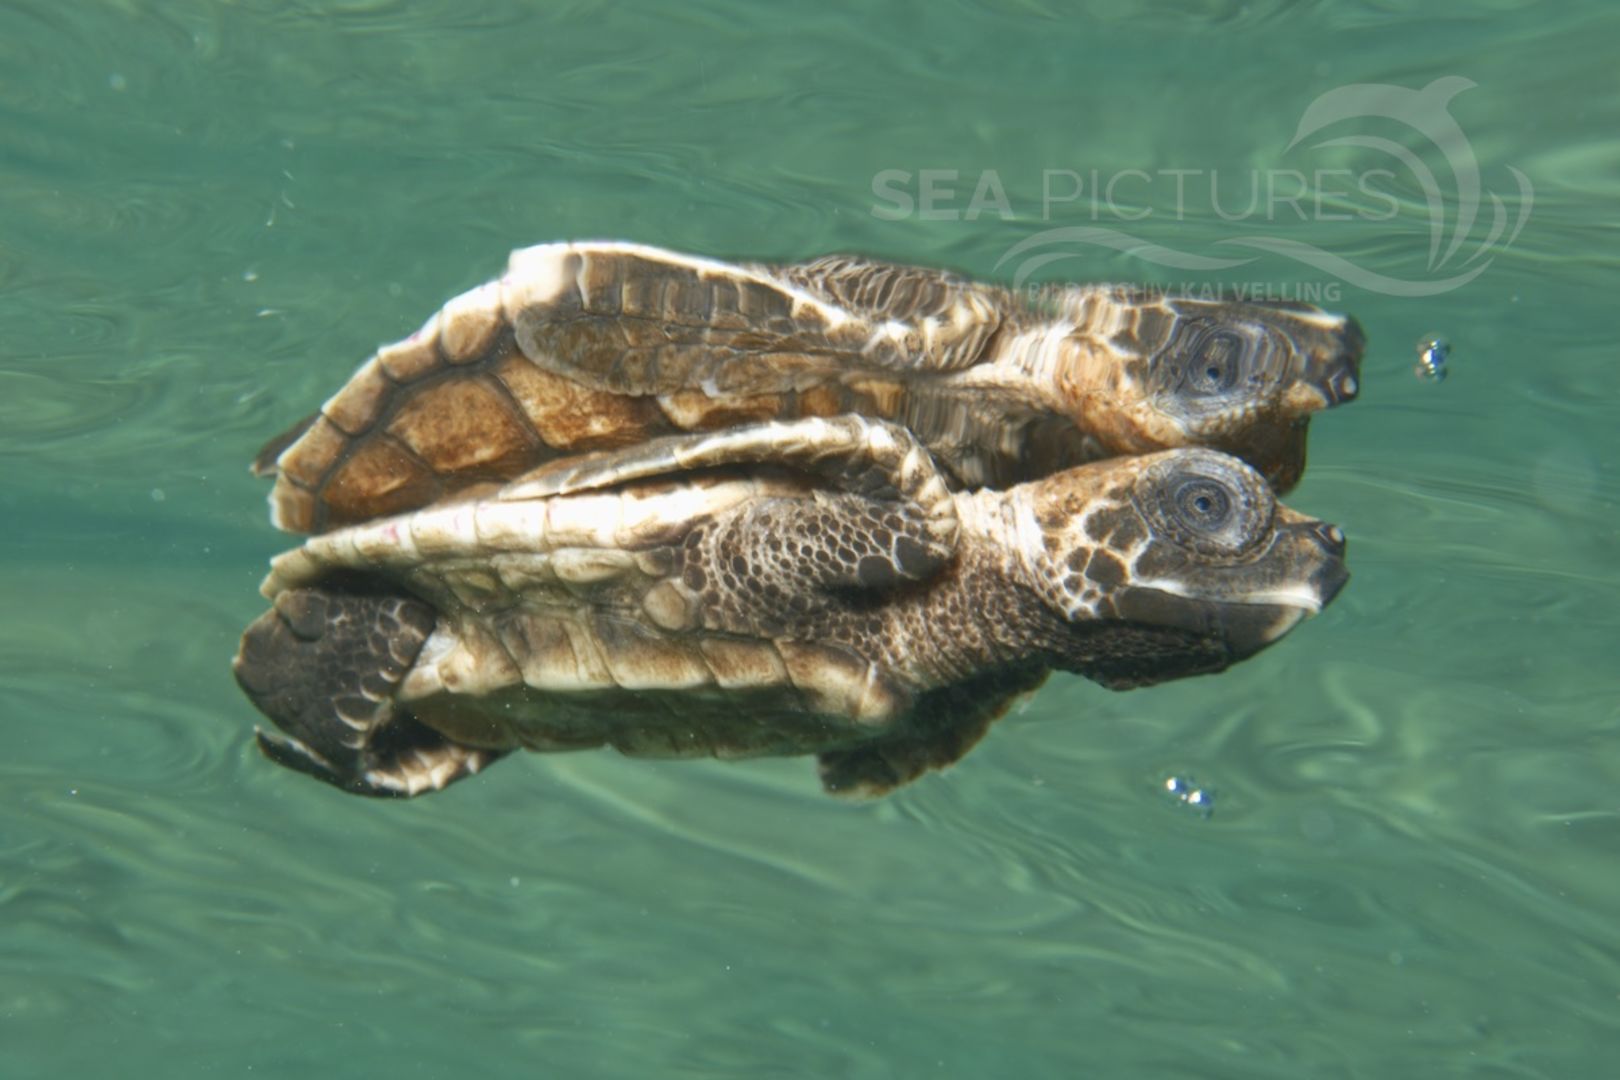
left=255, top=242, right=1364, bottom=535
left=235, top=416, right=1349, bottom=798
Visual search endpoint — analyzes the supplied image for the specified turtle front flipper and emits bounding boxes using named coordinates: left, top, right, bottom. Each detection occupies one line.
left=234, top=579, right=506, bottom=797
left=763, top=253, right=1010, bottom=372
left=505, top=415, right=961, bottom=593
left=504, top=243, right=1007, bottom=396
left=507, top=416, right=955, bottom=535
left=816, top=668, right=1051, bottom=796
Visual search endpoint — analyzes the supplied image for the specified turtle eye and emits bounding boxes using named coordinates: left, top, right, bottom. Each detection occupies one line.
left=1173, top=477, right=1232, bottom=532
left=1185, top=329, right=1246, bottom=395
left=1137, top=451, right=1274, bottom=558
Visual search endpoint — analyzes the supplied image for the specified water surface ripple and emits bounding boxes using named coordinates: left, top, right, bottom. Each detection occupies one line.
left=2, top=1, right=1617, bottom=1078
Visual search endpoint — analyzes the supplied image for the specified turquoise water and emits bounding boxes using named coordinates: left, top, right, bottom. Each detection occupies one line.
left=4, top=1, right=1617, bottom=1076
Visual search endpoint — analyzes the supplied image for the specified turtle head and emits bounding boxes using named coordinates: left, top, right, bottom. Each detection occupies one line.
left=1020, top=448, right=1348, bottom=688
left=1070, top=294, right=1364, bottom=492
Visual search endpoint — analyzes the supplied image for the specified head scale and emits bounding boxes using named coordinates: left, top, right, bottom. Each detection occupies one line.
left=1022, top=448, right=1349, bottom=688
left=1077, top=294, right=1364, bottom=491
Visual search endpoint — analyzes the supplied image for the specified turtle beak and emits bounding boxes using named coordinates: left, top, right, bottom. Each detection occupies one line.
left=1219, top=520, right=1349, bottom=658
left=1306, top=522, right=1350, bottom=604
left=1112, top=588, right=1317, bottom=663
left=1302, top=314, right=1364, bottom=409
left=1273, top=309, right=1364, bottom=415
left=1212, top=602, right=1310, bottom=660
left=1111, top=517, right=1349, bottom=662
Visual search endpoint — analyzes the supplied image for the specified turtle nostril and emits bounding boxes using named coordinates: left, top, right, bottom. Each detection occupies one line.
left=1315, top=359, right=1359, bottom=405
left=1311, top=522, right=1346, bottom=554
left=1322, top=317, right=1366, bottom=405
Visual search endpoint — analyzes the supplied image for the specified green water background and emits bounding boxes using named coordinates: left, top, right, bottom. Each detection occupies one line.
left=3, top=1, right=1617, bottom=1076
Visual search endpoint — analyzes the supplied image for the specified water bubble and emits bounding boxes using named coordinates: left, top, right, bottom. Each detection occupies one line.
left=1414, top=333, right=1450, bottom=383
left=1162, top=774, right=1215, bottom=819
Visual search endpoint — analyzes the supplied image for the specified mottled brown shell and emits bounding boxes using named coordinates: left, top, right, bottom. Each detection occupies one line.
left=257, top=242, right=1363, bottom=534
left=239, top=420, right=1350, bottom=800
left=257, top=245, right=1002, bottom=533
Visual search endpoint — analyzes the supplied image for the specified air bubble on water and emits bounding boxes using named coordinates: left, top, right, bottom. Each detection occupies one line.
left=1414, top=333, right=1450, bottom=383
left=150, top=488, right=166, bottom=502
left=108, top=73, right=127, bottom=92
left=1162, top=774, right=1215, bottom=819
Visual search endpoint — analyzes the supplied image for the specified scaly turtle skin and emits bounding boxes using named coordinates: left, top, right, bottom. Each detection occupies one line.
left=235, top=417, right=1349, bottom=799
left=255, top=242, right=1364, bottom=535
